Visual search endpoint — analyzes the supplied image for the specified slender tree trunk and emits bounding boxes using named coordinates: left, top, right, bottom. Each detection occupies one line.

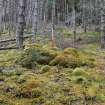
left=82, top=0, right=87, bottom=32
left=100, top=1, right=105, bottom=48
left=72, top=0, right=76, bottom=48
left=51, top=0, right=56, bottom=48
left=32, top=0, right=38, bottom=43
left=0, top=0, right=3, bottom=35
left=16, top=0, right=26, bottom=49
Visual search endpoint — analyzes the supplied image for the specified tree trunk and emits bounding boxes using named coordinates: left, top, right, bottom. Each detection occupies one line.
left=100, top=1, right=105, bottom=48
left=51, top=0, right=56, bottom=48
left=72, top=0, right=76, bottom=48
left=82, top=0, right=87, bottom=32
left=32, top=0, right=38, bottom=43
left=0, top=0, right=3, bottom=35
left=16, top=0, right=26, bottom=49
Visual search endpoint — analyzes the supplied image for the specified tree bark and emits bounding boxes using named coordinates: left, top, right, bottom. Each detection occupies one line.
left=72, top=0, right=76, bottom=48
left=100, top=1, right=105, bottom=48
left=51, top=0, right=56, bottom=48
left=31, top=0, right=38, bottom=43
left=16, top=0, right=26, bottom=49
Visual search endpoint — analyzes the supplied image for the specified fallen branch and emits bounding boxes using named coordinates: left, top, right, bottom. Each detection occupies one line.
left=0, top=47, right=17, bottom=50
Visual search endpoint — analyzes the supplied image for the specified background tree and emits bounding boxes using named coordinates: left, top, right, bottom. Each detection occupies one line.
left=0, top=0, right=105, bottom=49
left=16, top=0, right=26, bottom=49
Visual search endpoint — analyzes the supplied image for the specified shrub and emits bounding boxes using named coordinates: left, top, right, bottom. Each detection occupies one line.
left=17, top=45, right=57, bottom=69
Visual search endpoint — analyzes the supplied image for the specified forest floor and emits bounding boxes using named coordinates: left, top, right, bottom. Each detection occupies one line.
left=0, top=28, right=105, bottom=105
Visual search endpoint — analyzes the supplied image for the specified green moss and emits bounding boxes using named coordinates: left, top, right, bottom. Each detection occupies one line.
left=40, top=65, right=51, bottom=73
left=96, top=94, right=105, bottom=102
left=80, top=32, right=100, bottom=37
left=16, top=75, right=42, bottom=98
left=0, top=50, right=19, bottom=68
left=72, top=68, right=89, bottom=77
left=56, top=27, right=73, bottom=37
left=17, top=45, right=58, bottom=69
left=3, top=70, right=22, bottom=77
left=63, top=48, right=79, bottom=57
left=18, top=88, right=42, bottom=98
left=49, top=53, right=79, bottom=68
left=17, top=71, right=37, bottom=84
left=0, top=44, right=105, bottom=105
left=50, top=48, right=96, bottom=68
left=86, top=85, right=98, bottom=97
left=72, top=76, right=88, bottom=84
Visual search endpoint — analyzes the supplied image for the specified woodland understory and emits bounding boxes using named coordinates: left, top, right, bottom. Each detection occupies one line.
left=0, top=0, right=105, bottom=105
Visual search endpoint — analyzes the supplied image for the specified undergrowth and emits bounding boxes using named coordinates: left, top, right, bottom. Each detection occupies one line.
left=0, top=44, right=105, bottom=105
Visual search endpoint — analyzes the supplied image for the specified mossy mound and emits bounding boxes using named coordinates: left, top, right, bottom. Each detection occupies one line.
left=72, top=68, right=89, bottom=77
left=17, top=46, right=96, bottom=69
left=50, top=48, right=96, bottom=68
left=63, top=48, right=79, bottom=57
left=49, top=53, right=80, bottom=68
left=17, top=45, right=59, bottom=69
